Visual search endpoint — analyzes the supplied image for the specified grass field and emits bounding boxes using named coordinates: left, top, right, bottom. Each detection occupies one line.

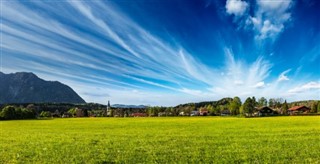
left=1, top=116, right=320, bottom=163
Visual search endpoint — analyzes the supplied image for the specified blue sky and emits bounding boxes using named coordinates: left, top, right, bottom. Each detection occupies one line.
left=1, top=0, right=319, bottom=106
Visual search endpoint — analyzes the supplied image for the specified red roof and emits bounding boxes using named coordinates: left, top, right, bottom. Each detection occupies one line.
left=288, top=105, right=309, bottom=111
left=131, top=113, right=147, bottom=117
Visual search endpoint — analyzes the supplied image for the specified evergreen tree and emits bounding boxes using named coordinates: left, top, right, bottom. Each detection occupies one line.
left=269, top=98, right=275, bottom=108
left=311, top=102, right=318, bottom=113
left=282, top=100, right=289, bottom=115
left=110, top=108, right=114, bottom=117
left=243, top=97, right=254, bottom=117
left=258, top=97, right=267, bottom=107
left=252, top=96, right=257, bottom=107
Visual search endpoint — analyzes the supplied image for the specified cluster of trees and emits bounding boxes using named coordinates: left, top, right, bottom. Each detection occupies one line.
left=170, top=97, right=320, bottom=117
left=0, top=105, right=36, bottom=120
left=1, top=98, right=319, bottom=120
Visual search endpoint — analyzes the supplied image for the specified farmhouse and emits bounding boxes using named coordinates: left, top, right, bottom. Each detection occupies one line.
left=288, top=105, right=310, bottom=114
left=190, top=111, right=199, bottom=116
left=131, top=113, right=147, bottom=117
left=179, top=111, right=186, bottom=116
left=199, top=110, right=208, bottom=116
left=254, top=107, right=276, bottom=116
left=221, top=109, right=231, bottom=116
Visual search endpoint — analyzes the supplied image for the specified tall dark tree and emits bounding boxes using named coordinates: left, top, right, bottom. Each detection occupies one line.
left=83, top=109, right=89, bottom=117
left=275, top=98, right=284, bottom=108
left=252, top=96, right=257, bottom=107
left=110, top=108, right=114, bottom=117
left=243, top=97, right=254, bottom=117
left=282, top=100, right=289, bottom=115
left=269, top=98, right=275, bottom=108
left=258, top=97, right=268, bottom=107
left=311, top=102, right=318, bottom=113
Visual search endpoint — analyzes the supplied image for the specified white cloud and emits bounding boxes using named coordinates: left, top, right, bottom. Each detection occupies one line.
left=234, top=80, right=244, bottom=85
left=278, top=69, right=291, bottom=82
left=288, top=82, right=320, bottom=94
left=179, top=88, right=203, bottom=97
left=225, top=0, right=249, bottom=16
left=208, top=48, right=272, bottom=98
left=257, top=0, right=291, bottom=13
left=258, top=20, right=284, bottom=39
left=206, top=49, right=319, bottom=102
left=68, top=1, right=142, bottom=58
left=226, top=0, right=293, bottom=40
left=250, top=0, right=293, bottom=40
left=2, top=1, right=318, bottom=106
left=132, top=89, right=139, bottom=93
left=253, top=81, right=265, bottom=88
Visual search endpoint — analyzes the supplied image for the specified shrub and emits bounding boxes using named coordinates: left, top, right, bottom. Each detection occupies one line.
left=40, top=111, right=52, bottom=117
left=0, top=106, right=16, bottom=120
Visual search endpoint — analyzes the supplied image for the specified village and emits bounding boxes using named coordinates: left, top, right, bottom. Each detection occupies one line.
left=61, top=98, right=318, bottom=118
left=1, top=98, right=319, bottom=120
left=66, top=104, right=313, bottom=118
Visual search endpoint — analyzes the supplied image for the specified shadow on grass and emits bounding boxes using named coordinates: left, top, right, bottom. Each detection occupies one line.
left=0, top=117, right=54, bottom=121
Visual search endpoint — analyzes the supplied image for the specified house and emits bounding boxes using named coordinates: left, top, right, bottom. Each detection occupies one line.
left=221, top=109, right=231, bottom=116
left=254, top=107, right=277, bottom=116
left=190, top=111, right=199, bottom=116
left=179, top=111, right=185, bottom=116
left=288, top=106, right=310, bottom=115
left=199, top=110, right=208, bottom=116
left=131, top=113, right=147, bottom=117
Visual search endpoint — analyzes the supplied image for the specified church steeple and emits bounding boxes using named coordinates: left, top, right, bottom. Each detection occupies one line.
left=106, top=100, right=110, bottom=116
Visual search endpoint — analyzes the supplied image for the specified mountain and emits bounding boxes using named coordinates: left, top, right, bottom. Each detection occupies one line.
left=111, top=104, right=147, bottom=109
left=0, top=72, right=85, bottom=104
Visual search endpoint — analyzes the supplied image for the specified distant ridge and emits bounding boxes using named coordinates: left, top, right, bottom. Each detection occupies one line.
left=112, top=104, right=147, bottom=108
left=0, top=72, right=85, bottom=104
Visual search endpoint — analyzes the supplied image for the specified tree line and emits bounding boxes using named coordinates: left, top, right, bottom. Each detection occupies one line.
left=0, top=105, right=36, bottom=120
left=1, top=97, right=319, bottom=120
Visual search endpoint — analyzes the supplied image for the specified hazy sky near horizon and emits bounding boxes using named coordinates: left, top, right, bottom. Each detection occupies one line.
left=1, top=0, right=320, bottom=106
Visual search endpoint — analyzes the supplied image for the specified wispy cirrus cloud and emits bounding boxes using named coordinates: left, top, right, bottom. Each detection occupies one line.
left=288, top=82, right=320, bottom=94
left=206, top=49, right=319, bottom=101
left=1, top=1, right=216, bottom=105
left=1, top=1, right=318, bottom=105
left=278, top=69, right=291, bottom=82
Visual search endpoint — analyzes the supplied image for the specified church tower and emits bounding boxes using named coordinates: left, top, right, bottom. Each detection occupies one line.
left=107, top=100, right=110, bottom=115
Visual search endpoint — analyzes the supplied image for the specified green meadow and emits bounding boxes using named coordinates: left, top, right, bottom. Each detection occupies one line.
left=1, top=116, right=319, bottom=163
